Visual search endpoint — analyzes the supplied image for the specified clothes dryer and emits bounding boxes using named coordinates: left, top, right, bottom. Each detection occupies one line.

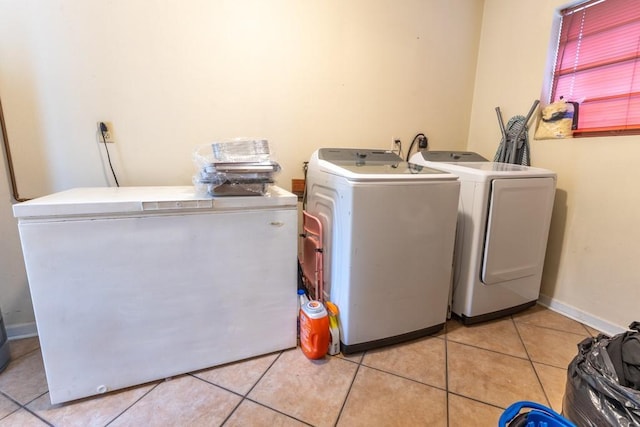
left=305, top=148, right=460, bottom=354
left=409, top=151, right=556, bottom=324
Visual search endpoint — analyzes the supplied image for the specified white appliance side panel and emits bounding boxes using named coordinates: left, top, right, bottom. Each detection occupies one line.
left=450, top=180, right=488, bottom=316
left=330, top=180, right=459, bottom=345
left=345, top=181, right=459, bottom=344
left=481, top=177, right=556, bottom=285
left=18, top=208, right=297, bottom=404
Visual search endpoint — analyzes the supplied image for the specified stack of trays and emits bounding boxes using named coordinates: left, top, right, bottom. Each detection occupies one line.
left=198, top=160, right=281, bottom=196
left=195, top=139, right=281, bottom=196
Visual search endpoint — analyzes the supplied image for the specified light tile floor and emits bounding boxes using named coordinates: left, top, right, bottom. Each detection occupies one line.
left=0, top=305, right=599, bottom=426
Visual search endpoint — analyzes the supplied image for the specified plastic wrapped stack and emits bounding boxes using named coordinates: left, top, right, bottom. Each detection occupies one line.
left=193, top=138, right=281, bottom=196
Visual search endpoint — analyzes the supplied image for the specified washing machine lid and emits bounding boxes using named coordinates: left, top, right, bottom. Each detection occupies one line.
left=314, top=148, right=457, bottom=181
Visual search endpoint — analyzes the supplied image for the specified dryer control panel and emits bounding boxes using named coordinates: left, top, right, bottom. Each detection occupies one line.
left=418, top=151, right=488, bottom=162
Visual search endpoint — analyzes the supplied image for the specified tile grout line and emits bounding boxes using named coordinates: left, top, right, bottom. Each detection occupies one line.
left=356, top=333, right=447, bottom=392
left=0, top=390, right=26, bottom=422
left=188, top=374, right=245, bottom=398
left=515, top=317, right=593, bottom=338
left=20, top=403, right=55, bottom=426
left=1, top=341, right=54, bottom=426
left=218, top=349, right=357, bottom=426
left=447, top=390, right=508, bottom=411
left=531, top=359, right=572, bottom=370
left=103, top=381, right=161, bottom=426
left=332, top=350, right=365, bottom=427
left=218, top=350, right=288, bottom=427
left=444, top=323, right=450, bottom=427
left=0, top=389, right=53, bottom=426
left=511, top=316, right=553, bottom=409
left=446, top=338, right=531, bottom=362
left=356, top=363, right=448, bottom=393
left=241, top=397, right=315, bottom=427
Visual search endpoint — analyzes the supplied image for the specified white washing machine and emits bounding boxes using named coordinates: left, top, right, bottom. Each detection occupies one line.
left=409, top=151, right=556, bottom=324
left=306, top=148, right=460, bottom=354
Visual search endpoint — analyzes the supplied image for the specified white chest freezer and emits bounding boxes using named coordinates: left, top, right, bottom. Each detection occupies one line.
left=13, top=186, right=298, bottom=404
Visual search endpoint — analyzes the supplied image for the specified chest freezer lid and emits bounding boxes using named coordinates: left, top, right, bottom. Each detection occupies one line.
left=13, top=186, right=297, bottom=219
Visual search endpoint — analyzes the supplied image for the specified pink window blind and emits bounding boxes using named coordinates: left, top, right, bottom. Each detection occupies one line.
left=552, top=0, right=640, bottom=135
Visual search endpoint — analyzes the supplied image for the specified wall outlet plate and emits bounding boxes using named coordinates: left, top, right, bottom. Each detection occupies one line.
left=97, top=122, right=114, bottom=143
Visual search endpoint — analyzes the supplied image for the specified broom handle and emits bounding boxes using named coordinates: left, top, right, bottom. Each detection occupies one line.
left=496, top=107, right=507, bottom=162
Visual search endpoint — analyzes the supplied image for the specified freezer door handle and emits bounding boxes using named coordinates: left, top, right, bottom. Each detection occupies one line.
left=141, top=200, right=214, bottom=211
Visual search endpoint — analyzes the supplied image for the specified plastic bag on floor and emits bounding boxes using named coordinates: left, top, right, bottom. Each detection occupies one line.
left=500, top=401, right=575, bottom=426
left=562, top=322, right=640, bottom=426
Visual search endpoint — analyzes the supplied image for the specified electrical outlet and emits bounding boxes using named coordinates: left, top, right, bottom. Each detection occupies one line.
left=97, top=122, right=114, bottom=143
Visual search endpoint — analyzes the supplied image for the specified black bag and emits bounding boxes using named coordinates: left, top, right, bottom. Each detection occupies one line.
left=563, top=322, right=640, bottom=426
left=607, top=321, right=640, bottom=390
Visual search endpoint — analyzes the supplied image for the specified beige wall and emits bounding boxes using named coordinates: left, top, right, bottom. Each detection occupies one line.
left=0, top=0, right=484, bottom=334
left=468, top=0, right=639, bottom=333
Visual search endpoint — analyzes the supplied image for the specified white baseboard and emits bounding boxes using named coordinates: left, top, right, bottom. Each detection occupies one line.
left=537, top=294, right=626, bottom=337
left=6, top=322, right=38, bottom=340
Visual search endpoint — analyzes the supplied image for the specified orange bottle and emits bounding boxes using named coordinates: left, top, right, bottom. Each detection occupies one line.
left=299, top=300, right=329, bottom=359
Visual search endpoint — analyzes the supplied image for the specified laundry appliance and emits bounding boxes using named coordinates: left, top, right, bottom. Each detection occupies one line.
left=13, top=186, right=297, bottom=403
left=305, top=148, right=460, bottom=354
left=409, top=151, right=556, bottom=324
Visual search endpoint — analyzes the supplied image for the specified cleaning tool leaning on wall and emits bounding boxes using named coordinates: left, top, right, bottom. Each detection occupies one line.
left=494, top=100, right=539, bottom=166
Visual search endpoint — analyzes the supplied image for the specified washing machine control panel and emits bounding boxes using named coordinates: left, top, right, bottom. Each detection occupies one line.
left=318, top=148, right=402, bottom=163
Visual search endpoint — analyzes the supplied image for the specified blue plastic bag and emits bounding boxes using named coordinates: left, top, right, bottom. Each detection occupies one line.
left=500, top=401, right=575, bottom=427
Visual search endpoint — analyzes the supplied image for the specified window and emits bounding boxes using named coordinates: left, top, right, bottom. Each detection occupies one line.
left=551, top=0, right=640, bottom=135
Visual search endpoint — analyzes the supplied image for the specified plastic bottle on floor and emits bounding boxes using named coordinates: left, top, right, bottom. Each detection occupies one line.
left=325, top=301, right=340, bottom=356
left=299, top=300, right=329, bottom=359
left=296, top=289, right=308, bottom=345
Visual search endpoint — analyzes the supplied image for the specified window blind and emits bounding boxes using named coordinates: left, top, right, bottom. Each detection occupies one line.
left=552, top=0, right=640, bottom=134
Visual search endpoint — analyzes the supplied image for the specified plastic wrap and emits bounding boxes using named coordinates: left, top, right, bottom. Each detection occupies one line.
left=192, top=138, right=280, bottom=196
left=211, top=138, right=270, bottom=163
left=535, top=98, right=579, bottom=140
left=563, top=324, right=640, bottom=426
